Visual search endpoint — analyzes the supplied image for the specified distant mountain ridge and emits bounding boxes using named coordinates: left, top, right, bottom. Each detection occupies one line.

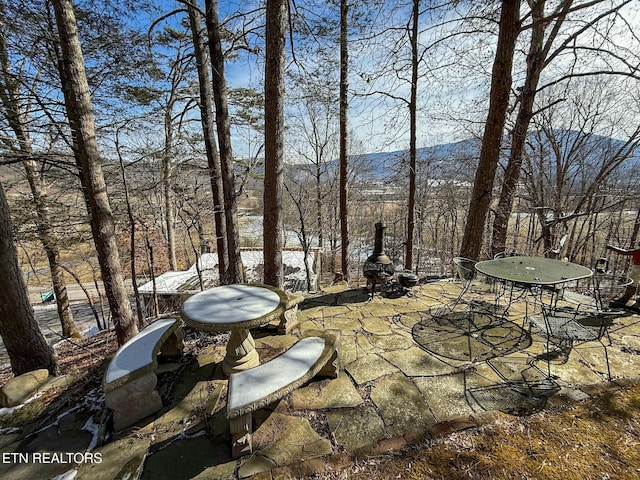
left=347, top=137, right=481, bottom=182
left=285, top=137, right=481, bottom=184
left=286, top=130, right=639, bottom=184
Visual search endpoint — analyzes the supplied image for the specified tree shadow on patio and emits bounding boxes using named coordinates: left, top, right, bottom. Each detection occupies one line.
left=411, top=308, right=560, bottom=414
left=299, top=288, right=370, bottom=309
left=412, top=309, right=532, bottom=363
left=464, top=378, right=560, bottom=415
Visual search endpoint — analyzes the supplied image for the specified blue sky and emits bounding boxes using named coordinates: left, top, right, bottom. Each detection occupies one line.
left=134, top=0, right=640, bottom=160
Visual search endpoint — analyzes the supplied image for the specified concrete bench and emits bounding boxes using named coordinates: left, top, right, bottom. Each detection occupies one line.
left=226, top=332, right=338, bottom=457
left=103, top=317, right=184, bottom=431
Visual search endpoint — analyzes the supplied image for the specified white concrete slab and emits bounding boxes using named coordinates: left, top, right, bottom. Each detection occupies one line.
left=182, top=285, right=283, bottom=327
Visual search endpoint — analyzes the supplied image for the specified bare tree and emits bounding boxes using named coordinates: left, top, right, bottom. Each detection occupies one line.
left=460, top=0, right=521, bottom=260
left=339, top=0, right=350, bottom=280
left=405, top=0, right=420, bottom=271
left=185, top=0, right=228, bottom=280
left=114, top=125, right=144, bottom=328
left=492, top=0, right=639, bottom=257
left=287, top=63, right=339, bottom=252
left=159, top=32, right=186, bottom=272
left=51, top=0, right=136, bottom=345
left=521, top=85, right=640, bottom=260
left=284, top=179, right=314, bottom=292
left=263, top=0, right=288, bottom=288
left=0, top=1, right=78, bottom=337
left=205, top=0, right=245, bottom=284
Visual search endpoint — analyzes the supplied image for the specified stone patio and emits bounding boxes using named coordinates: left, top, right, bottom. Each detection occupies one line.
left=2, top=279, right=640, bottom=479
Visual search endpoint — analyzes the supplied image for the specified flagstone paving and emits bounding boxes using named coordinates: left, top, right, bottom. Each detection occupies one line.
left=326, top=406, right=386, bottom=451
left=2, top=279, right=640, bottom=479
left=292, top=373, right=363, bottom=410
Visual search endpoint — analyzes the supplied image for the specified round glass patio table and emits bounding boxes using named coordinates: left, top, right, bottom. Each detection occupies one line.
left=181, top=284, right=288, bottom=375
left=474, top=256, right=593, bottom=286
left=474, top=256, right=593, bottom=314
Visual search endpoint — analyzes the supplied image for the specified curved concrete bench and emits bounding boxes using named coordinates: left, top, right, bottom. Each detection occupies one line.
left=103, top=317, right=184, bottom=431
left=227, top=332, right=338, bottom=457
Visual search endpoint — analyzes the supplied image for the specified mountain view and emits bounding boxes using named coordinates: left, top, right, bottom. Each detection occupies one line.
left=289, top=130, right=640, bottom=185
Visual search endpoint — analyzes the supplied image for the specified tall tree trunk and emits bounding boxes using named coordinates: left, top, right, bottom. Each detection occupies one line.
left=316, top=163, right=323, bottom=249
left=460, top=0, right=520, bottom=260
left=205, top=0, right=245, bottom=284
left=263, top=0, right=287, bottom=288
left=25, top=160, right=79, bottom=337
left=405, top=0, right=419, bottom=271
left=163, top=110, right=177, bottom=270
left=116, top=133, right=144, bottom=329
left=339, top=0, right=350, bottom=280
left=491, top=0, right=571, bottom=257
left=629, top=206, right=640, bottom=247
left=146, top=231, right=159, bottom=318
left=285, top=184, right=313, bottom=292
left=186, top=0, right=228, bottom=281
left=0, top=4, right=77, bottom=338
left=51, top=0, right=137, bottom=345
left=0, top=182, right=58, bottom=376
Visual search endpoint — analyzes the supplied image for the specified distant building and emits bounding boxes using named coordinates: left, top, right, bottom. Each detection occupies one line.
left=138, top=249, right=321, bottom=320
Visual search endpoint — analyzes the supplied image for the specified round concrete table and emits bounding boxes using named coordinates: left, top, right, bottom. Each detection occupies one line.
left=181, top=284, right=288, bottom=375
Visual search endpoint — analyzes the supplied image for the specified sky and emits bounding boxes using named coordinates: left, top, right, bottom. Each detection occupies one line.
left=137, top=0, right=640, bottom=160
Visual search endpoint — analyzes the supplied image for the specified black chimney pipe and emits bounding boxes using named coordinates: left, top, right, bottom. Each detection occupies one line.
left=371, top=222, right=391, bottom=264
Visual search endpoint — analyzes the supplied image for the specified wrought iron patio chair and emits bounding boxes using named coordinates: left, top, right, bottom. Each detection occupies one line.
left=560, top=264, right=632, bottom=312
left=529, top=285, right=627, bottom=381
left=432, top=258, right=500, bottom=349
left=452, top=256, right=477, bottom=302
left=453, top=256, right=476, bottom=282
left=493, top=251, right=523, bottom=259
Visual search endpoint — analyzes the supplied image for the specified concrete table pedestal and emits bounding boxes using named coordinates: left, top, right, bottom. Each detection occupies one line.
left=181, top=284, right=288, bottom=376
left=223, top=328, right=260, bottom=375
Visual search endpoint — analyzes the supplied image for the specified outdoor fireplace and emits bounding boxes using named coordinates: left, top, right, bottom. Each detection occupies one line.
left=363, top=222, right=395, bottom=296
